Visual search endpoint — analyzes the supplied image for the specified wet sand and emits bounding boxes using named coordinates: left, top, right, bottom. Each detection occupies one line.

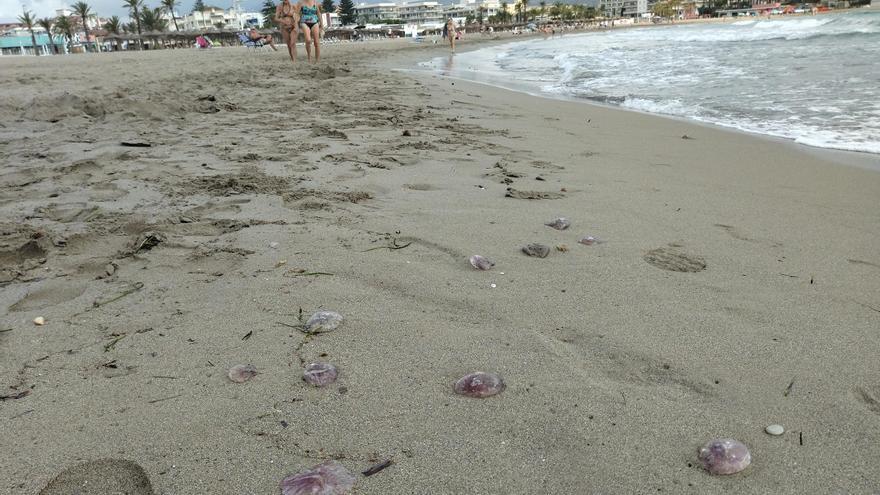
left=1, top=37, right=879, bottom=494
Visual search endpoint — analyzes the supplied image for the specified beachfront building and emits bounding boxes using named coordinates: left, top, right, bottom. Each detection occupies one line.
left=603, top=0, right=649, bottom=17
left=180, top=7, right=265, bottom=31
left=398, top=1, right=444, bottom=25
left=356, top=2, right=401, bottom=22
left=0, top=32, right=67, bottom=55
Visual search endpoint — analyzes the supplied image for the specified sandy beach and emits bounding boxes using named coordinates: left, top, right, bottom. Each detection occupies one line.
left=1, top=36, right=879, bottom=494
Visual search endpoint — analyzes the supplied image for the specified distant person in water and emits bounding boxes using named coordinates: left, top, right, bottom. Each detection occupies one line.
left=249, top=27, right=278, bottom=51
left=443, top=19, right=456, bottom=52
left=274, top=0, right=298, bottom=62
left=298, top=0, right=323, bottom=63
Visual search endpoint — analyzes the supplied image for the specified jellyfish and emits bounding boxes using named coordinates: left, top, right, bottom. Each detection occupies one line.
left=280, top=460, right=356, bottom=495
left=454, top=372, right=505, bottom=398
left=545, top=218, right=571, bottom=230
left=227, top=364, right=258, bottom=383
left=304, top=311, right=343, bottom=334
left=698, top=438, right=751, bottom=475
left=578, top=236, right=603, bottom=246
left=303, top=362, right=338, bottom=387
left=469, top=255, right=494, bottom=271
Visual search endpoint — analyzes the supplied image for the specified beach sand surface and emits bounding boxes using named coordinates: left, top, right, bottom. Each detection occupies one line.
left=1, top=38, right=879, bottom=494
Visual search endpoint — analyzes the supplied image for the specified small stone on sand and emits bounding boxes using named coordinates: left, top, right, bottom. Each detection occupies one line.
left=33, top=316, right=46, bottom=326
left=765, top=424, right=784, bottom=436
left=522, top=243, right=550, bottom=258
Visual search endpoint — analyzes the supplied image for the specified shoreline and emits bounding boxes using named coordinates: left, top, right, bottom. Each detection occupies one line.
left=2, top=36, right=879, bottom=494
left=404, top=29, right=880, bottom=168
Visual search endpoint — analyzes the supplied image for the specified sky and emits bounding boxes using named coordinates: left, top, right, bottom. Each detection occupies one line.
left=0, top=0, right=266, bottom=22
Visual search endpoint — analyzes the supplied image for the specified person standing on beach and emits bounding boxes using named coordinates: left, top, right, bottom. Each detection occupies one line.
left=443, top=18, right=456, bottom=53
left=275, top=0, right=299, bottom=62
left=297, top=0, right=323, bottom=63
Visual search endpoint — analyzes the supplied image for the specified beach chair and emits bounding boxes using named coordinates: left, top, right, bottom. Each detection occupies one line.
left=237, top=32, right=267, bottom=52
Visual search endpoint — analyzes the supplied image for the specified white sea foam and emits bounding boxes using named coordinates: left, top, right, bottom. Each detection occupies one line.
left=432, top=11, right=880, bottom=155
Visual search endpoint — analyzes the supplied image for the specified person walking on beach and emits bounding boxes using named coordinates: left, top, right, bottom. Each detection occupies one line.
left=443, top=18, right=456, bottom=53
left=275, top=0, right=298, bottom=62
left=297, top=0, right=323, bottom=63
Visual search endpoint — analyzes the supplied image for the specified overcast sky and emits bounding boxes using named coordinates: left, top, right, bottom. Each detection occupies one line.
left=0, top=0, right=267, bottom=22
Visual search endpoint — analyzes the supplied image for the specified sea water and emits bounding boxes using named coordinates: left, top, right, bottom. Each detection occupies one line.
left=424, top=11, right=880, bottom=154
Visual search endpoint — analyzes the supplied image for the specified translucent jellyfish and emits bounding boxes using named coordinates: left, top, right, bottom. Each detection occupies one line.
left=303, top=362, right=338, bottom=387
left=578, top=236, right=604, bottom=246
left=545, top=218, right=571, bottom=230
left=228, top=364, right=258, bottom=383
left=522, top=243, right=550, bottom=258
left=280, top=460, right=356, bottom=495
left=698, top=438, right=751, bottom=475
left=454, top=371, right=505, bottom=398
left=304, top=311, right=343, bottom=334
left=469, top=255, right=494, bottom=270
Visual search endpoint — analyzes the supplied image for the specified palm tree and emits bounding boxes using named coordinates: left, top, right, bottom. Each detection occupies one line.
left=539, top=0, right=546, bottom=19
left=18, top=9, right=39, bottom=55
left=500, top=1, right=509, bottom=22
left=104, top=15, right=121, bottom=50
left=141, top=7, right=168, bottom=32
left=37, top=17, right=57, bottom=54
left=123, top=0, right=144, bottom=36
left=521, top=0, right=529, bottom=21
left=160, top=0, right=180, bottom=31
left=55, top=15, right=75, bottom=52
left=72, top=2, right=93, bottom=52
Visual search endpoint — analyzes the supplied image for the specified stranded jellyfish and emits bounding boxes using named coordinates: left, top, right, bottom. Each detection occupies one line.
left=469, top=255, right=495, bottom=271
left=698, top=438, right=751, bottom=475
left=545, top=218, right=571, bottom=230
left=303, top=362, right=338, bottom=387
left=304, top=311, right=343, bottom=334
left=280, top=460, right=356, bottom=495
left=578, top=236, right=603, bottom=246
left=454, top=372, right=505, bottom=398
left=228, top=364, right=258, bottom=383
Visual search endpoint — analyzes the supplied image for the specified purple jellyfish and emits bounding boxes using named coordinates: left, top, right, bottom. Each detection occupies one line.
left=303, top=362, right=338, bottom=387
left=280, top=460, right=356, bottom=495
left=454, top=371, right=505, bottom=398
left=698, top=438, right=751, bottom=475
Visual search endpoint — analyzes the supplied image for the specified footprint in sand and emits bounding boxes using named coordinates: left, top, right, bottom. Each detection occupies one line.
left=40, top=459, right=154, bottom=495
left=644, top=247, right=707, bottom=273
left=854, top=386, right=880, bottom=416
left=9, top=282, right=86, bottom=312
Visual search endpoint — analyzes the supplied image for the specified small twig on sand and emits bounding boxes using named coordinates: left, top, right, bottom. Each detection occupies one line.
left=0, top=328, right=12, bottom=333
left=799, top=432, right=803, bottom=446
left=104, top=334, right=127, bottom=352
left=292, top=272, right=335, bottom=277
left=362, top=238, right=413, bottom=252
left=242, top=330, right=253, bottom=340
left=783, top=378, right=795, bottom=397
left=10, top=409, right=34, bottom=419
left=0, top=390, right=31, bottom=401
left=93, top=282, right=145, bottom=308
left=148, top=394, right=182, bottom=404
left=362, top=459, right=393, bottom=477
left=151, top=375, right=178, bottom=379
left=276, top=321, right=302, bottom=329
left=852, top=300, right=880, bottom=314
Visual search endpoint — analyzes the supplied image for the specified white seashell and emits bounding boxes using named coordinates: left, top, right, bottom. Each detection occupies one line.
left=33, top=317, right=46, bottom=326
left=765, top=424, right=784, bottom=436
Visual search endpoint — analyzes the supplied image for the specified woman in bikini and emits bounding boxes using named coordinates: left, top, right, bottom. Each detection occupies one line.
left=297, top=0, right=322, bottom=63
left=443, top=18, right=456, bottom=53
left=274, top=0, right=298, bottom=62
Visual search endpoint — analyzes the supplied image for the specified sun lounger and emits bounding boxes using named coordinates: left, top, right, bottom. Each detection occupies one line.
left=237, top=32, right=267, bottom=52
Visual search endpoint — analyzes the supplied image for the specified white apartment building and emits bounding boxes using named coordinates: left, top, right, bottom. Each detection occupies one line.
left=355, top=0, right=500, bottom=27
left=356, top=2, right=400, bottom=22
left=180, top=7, right=265, bottom=31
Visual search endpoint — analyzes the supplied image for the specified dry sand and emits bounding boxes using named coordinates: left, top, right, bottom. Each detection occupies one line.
left=1, top=36, right=879, bottom=494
